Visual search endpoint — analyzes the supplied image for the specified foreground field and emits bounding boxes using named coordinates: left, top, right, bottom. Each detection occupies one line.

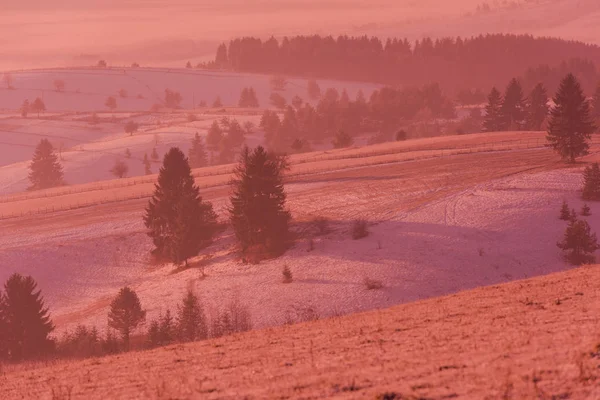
left=2, top=265, right=599, bottom=399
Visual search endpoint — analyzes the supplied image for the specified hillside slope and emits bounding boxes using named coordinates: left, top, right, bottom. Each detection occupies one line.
left=2, top=265, right=600, bottom=399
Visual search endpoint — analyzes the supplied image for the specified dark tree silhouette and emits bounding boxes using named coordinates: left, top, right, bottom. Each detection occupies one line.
left=526, top=83, right=549, bottom=130
left=188, top=132, right=208, bottom=169
left=229, top=146, right=291, bottom=262
left=97, top=60, right=107, bottom=68
left=110, top=159, right=129, bottom=178
left=206, top=120, right=224, bottom=155
left=20, top=99, right=29, bottom=118
left=582, top=203, right=591, bottom=216
left=124, top=121, right=139, bottom=135
left=307, top=79, right=321, bottom=100
left=28, top=139, right=64, bottom=191
left=270, top=92, right=287, bottom=109
left=143, top=153, right=152, bottom=175
left=165, top=89, right=183, bottom=108
left=177, top=289, right=207, bottom=342
left=147, top=310, right=174, bottom=348
left=1, top=274, right=54, bottom=361
left=144, top=148, right=217, bottom=265
left=107, top=287, right=146, bottom=349
left=215, top=43, right=228, bottom=68
left=547, top=74, right=597, bottom=162
left=582, top=163, right=600, bottom=201
left=500, top=78, right=526, bottom=130
left=557, top=219, right=600, bottom=265
left=559, top=200, right=571, bottom=220
left=105, top=96, right=117, bottom=112
left=31, top=97, right=46, bottom=118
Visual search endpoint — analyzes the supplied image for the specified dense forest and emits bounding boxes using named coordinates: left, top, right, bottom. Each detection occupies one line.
left=208, top=34, right=600, bottom=94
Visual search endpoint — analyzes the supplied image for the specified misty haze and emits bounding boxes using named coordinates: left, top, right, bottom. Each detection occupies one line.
left=1, top=0, right=600, bottom=398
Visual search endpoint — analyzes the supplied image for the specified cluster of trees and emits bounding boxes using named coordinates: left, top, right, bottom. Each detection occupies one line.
left=144, top=145, right=289, bottom=265
left=204, top=118, right=249, bottom=164
left=482, top=79, right=549, bottom=132
left=259, top=83, right=454, bottom=152
left=20, top=98, right=46, bottom=118
left=212, top=34, right=600, bottom=92
left=238, top=87, right=259, bottom=107
left=0, top=271, right=251, bottom=363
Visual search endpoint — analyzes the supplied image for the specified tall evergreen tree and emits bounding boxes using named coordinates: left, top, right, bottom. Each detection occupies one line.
left=206, top=121, right=224, bottom=154
left=247, top=87, right=259, bottom=108
left=557, top=219, right=600, bottom=265
left=229, top=146, right=291, bottom=262
left=547, top=73, right=597, bottom=163
left=1, top=274, right=54, bottom=361
left=483, top=87, right=503, bottom=132
left=177, top=289, right=207, bottom=342
left=107, top=287, right=146, bottom=349
left=188, top=132, right=208, bottom=169
left=144, top=148, right=217, bottom=265
left=215, top=43, right=228, bottom=68
left=238, top=88, right=250, bottom=107
left=20, top=99, right=29, bottom=118
left=500, top=78, right=526, bottom=130
left=582, top=163, right=600, bottom=200
left=526, top=83, right=549, bottom=130
left=28, top=139, right=64, bottom=191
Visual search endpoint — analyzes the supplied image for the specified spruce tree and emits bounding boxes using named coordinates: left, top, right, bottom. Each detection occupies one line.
left=526, top=83, right=549, bottom=130
left=107, top=287, right=146, bottom=349
left=206, top=120, right=224, bottom=154
left=31, top=97, right=46, bottom=118
left=500, top=78, right=526, bottom=131
left=20, top=99, right=29, bottom=118
left=227, top=119, right=246, bottom=149
left=144, top=147, right=217, bottom=265
left=151, top=147, right=160, bottom=161
left=188, top=132, right=208, bottom=169
left=177, top=289, right=207, bottom=342
left=229, top=146, right=291, bottom=261
left=483, top=87, right=503, bottom=132
left=547, top=74, right=597, bottom=163
left=1, top=274, right=54, bottom=361
left=582, top=163, right=600, bottom=200
left=557, top=219, right=600, bottom=265
left=559, top=200, right=571, bottom=220
left=247, top=87, right=259, bottom=108
left=213, top=96, right=223, bottom=108
left=238, top=88, right=250, bottom=107
left=570, top=208, right=578, bottom=223
left=28, top=139, right=64, bottom=191
left=143, top=153, right=152, bottom=175
left=581, top=203, right=591, bottom=216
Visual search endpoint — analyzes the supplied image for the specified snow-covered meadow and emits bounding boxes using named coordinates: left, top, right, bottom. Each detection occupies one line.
left=0, top=163, right=589, bottom=334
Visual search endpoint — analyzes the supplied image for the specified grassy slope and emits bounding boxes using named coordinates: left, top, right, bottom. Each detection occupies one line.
left=2, top=265, right=600, bottom=399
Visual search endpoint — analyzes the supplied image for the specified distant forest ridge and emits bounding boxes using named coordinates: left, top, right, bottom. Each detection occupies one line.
left=209, top=34, right=600, bottom=95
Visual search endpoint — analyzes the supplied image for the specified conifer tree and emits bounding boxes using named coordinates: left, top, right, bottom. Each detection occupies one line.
left=0, top=291, right=6, bottom=360
left=206, top=121, right=224, bottom=154
left=143, top=153, right=152, bottom=175
left=582, top=163, right=600, bottom=200
left=229, top=146, right=291, bottom=261
left=144, top=147, right=217, bottom=265
left=177, top=289, right=207, bottom=342
left=28, top=139, right=64, bottom=190
left=559, top=200, right=571, bottom=220
left=500, top=78, right=526, bottom=130
left=238, top=88, right=250, bottom=107
left=247, top=87, right=259, bottom=108
left=547, top=74, right=597, bottom=162
left=1, top=274, right=54, bottom=361
left=332, top=130, right=353, bottom=148
left=557, top=219, right=600, bottom=265
left=307, top=79, right=321, bottom=101
left=581, top=203, right=591, bottom=217
left=526, top=83, right=549, bottom=130
left=107, top=287, right=146, bottom=349
left=213, top=96, right=223, bottom=108
left=151, top=147, right=159, bottom=161
left=227, top=119, right=246, bottom=149
left=188, top=132, right=208, bottom=169
left=483, top=87, right=503, bottom=132
left=31, top=97, right=46, bottom=118
left=570, top=208, right=578, bottom=223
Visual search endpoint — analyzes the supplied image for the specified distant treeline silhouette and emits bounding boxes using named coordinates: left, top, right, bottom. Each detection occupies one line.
left=208, top=34, right=600, bottom=93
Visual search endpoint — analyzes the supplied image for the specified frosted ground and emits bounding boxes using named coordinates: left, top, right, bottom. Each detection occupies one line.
left=0, top=164, right=589, bottom=334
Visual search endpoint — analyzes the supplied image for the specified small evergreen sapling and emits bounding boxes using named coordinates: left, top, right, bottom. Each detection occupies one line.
left=581, top=203, right=591, bottom=216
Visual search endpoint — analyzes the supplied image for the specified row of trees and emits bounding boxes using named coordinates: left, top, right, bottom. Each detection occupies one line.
left=0, top=272, right=250, bottom=362
left=483, top=79, right=549, bottom=132
left=211, top=34, right=600, bottom=93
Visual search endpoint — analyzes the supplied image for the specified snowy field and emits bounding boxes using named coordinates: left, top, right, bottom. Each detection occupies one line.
left=0, top=158, right=588, bottom=334
left=0, top=68, right=380, bottom=194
